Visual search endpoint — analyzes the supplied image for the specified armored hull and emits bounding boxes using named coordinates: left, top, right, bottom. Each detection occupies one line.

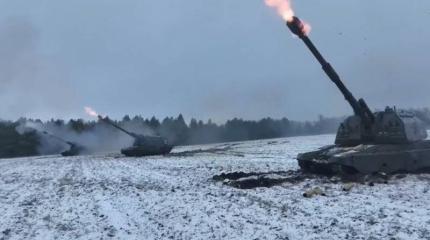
left=298, top=140, right=430, bottom=174
left=61, top=143, right=86, bottom=157
left=121, top=144, right=173, bottom=157
left=61, top=148, right=79, bottom=157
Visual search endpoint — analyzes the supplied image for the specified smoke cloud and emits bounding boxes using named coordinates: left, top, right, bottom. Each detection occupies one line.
left=15, top=119, right=156, bottom=155
left=0, top=17, right=79, bottom=120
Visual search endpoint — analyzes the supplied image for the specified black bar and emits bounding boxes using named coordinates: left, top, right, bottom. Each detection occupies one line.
left=99, top=116, right=139, bottom=139
left=42, top=131, right=72, bottom=146
left=286, top=16, right=369, bottom=119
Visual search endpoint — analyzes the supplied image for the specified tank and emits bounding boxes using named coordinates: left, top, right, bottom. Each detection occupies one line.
left=98, top=116, right=173, bottom=157
left=41, top=131, right=86, bottom=157
left=60, top=141, right=86, bottom=157
left=286, top=16, right=430, bottom=174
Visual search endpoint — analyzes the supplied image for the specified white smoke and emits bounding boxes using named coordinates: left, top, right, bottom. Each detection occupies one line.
left=14, top=119, right=158, bottom=155
left=0, top=17, right=79, bottom=120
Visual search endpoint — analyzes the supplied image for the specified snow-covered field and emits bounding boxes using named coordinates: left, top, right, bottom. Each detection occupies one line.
left=1, top=134, right=429, bottom=240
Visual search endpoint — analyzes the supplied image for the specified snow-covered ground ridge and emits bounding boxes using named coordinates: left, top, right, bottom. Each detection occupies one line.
left=0, top=134, right=429, bottom=239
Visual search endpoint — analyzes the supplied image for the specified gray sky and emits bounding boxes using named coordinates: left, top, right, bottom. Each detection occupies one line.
left=1, top=1, right=430, bottom=122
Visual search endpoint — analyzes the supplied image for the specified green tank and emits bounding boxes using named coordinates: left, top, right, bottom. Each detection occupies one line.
left=41, top=131, right=86, bottom=157
left=286, top=16, right=430, bottom=174
left=99, top=116, right=173, bottom=157
left=60, top=141, right=86, bottom=157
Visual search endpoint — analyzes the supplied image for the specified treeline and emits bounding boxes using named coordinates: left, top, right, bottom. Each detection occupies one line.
left=0, top=121, right=39, bottom=158
left=40, top=114, right=343, bottom=145
left=0, top=114, right=343, bottom=158
left=31, top=107, right=430, bottom=146
left=2, top=107, right=430, bottom=158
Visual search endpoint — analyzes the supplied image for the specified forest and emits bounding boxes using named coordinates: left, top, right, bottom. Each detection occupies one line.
left=1, top=107, right=430, bottom=158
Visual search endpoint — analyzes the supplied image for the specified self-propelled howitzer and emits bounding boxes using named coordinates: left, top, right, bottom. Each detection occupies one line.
left=41, top=131, right=86, bottom=157
left=287, top=16, right=430, bottom=174
left=98, top=116, right=173, bottom=157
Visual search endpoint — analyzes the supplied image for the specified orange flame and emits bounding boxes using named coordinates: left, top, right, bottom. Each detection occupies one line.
left=265, top=0, right=311, bottom=35
left=84, top=106, right=98, bottom=118
left=265, top=0, right=295, bottom=22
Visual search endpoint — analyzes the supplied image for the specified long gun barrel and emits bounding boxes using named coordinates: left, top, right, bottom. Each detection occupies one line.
left=98, top=116, right=139, bottom=139
left=286, top=16, right=374, bottom=124
left=42, top=131, right=74, bottom=146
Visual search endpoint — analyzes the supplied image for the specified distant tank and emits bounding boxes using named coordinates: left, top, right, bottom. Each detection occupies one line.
left=99, top=116, right=173, bottom=157
left=42, top=131, right=86, bottom=157
left=285, top=16, right=430, bottom=174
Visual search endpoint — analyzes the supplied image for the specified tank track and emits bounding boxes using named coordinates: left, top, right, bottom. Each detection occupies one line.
left=298, top=159, right=358, bottom=175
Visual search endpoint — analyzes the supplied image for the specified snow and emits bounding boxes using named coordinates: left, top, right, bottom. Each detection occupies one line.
left=0, top=134, right=429, bottom=240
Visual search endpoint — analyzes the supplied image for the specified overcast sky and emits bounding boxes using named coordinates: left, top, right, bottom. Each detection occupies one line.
left=1, top=1, right=430, bottom=122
